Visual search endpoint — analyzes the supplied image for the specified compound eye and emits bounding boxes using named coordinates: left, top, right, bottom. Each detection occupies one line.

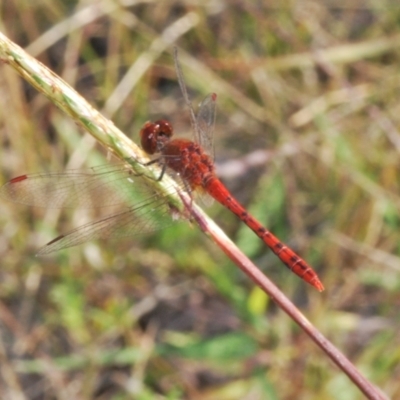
left=140, top=120, right=174, bottom=155
left=140, top=122, right=159, bottom=155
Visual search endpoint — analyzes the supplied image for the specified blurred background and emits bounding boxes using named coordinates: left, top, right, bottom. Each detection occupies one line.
left=0, top=1, right=399, bottom=399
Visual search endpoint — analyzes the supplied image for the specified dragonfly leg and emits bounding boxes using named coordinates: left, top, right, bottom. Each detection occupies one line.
left=140, top=157, right=167, bottom=181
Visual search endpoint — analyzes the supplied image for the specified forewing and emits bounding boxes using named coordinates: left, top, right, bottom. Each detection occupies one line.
left=173, top=49, right=216, bottom=160
left=0, top=165, right=151, bottom=209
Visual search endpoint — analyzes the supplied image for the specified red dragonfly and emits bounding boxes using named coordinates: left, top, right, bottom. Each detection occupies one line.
left=0, top=54, right=324, bottom=292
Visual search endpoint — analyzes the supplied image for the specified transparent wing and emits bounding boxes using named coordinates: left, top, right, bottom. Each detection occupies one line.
left=37, top=194, right=175, bottom=254
left=194, top=93, right=217, bottom=161
left=173, top=48, right=217, bottom=160
left=0, top=164, right=154, bottom=209
left=0, top=162, right=191, bottom=252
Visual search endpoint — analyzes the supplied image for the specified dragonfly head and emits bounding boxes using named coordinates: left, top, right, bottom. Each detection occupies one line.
left=140, top=119, right=173, bottom=155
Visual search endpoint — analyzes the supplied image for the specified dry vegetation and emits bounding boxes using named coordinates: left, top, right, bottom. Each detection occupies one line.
left=0, top=1, right=399, bottom=399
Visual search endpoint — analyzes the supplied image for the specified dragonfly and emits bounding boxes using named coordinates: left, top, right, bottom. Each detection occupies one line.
left=0, top=51, right=324, bottom=292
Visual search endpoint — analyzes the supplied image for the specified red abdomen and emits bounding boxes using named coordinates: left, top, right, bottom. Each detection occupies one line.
left=204, top=177, right=324, bottom=291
